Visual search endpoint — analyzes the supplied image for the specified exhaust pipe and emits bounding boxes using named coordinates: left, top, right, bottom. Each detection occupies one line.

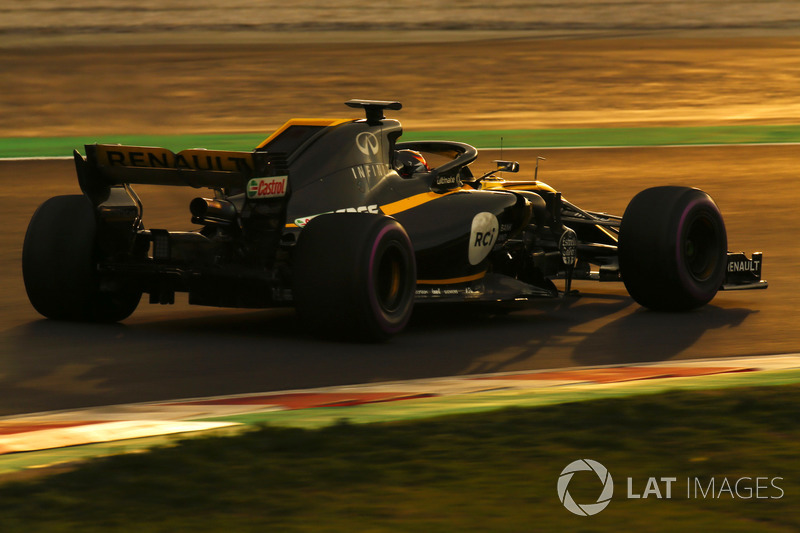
left=190, top=198, right=237, bottom=226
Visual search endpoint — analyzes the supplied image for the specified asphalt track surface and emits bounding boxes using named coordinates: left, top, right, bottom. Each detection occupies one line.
left=1, top=145, right=798, bottom=416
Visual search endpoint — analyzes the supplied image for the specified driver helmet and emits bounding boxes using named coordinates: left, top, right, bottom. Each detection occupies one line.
left=394, top=149, right=429, bottom=178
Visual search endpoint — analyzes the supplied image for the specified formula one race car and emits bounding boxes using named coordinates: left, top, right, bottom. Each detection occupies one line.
left=22, top=100, right=767, bottom=340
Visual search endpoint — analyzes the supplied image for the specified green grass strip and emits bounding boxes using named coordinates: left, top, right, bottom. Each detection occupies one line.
left=0, top=383, right=799, bottom=532
left=2, top=124, right=800, bottom=158
left=200, top=368, right=800, bottom=429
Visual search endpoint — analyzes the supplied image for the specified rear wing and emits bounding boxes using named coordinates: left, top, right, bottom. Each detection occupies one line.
left=74, top=143, right=267, bottom=210
left=77, top=143, right=256, bottom=189
left=74, top=113, right=363, bottom=202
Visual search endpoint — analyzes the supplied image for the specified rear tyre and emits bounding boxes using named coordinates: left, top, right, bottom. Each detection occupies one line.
left=293, top=214, right=416, bottom=341
left=618, top=186, right=727, bottom=311
left=22, top=195, right=141, bottom=322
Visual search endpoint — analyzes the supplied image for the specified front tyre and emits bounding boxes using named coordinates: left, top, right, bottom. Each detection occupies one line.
left=619, top=186, right=727, bottom=311
left=22, top=195, right=141, bottom=322
left=293, top=214, right=416, bottom=341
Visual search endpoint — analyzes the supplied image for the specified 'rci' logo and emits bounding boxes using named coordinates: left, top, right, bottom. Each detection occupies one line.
left=557, top=459, right=614, bottom=516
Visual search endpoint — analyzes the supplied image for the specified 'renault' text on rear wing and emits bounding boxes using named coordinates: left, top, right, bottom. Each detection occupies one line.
left=75, top=144, right=259, bottom=202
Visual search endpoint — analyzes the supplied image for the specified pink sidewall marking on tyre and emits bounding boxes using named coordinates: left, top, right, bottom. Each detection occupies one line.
left=674, top=195, right=725, bottom=301
left=367, top=224, right=413, bottom=335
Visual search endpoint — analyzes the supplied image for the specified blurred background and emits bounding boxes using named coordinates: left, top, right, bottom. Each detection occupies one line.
left=2, top=0, right=800, bottom=137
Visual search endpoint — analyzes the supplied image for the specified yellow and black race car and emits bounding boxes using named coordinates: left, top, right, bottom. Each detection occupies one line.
left=22, top=100, right=767, bottom=340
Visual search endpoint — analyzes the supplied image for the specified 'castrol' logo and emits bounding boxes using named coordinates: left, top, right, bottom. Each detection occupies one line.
left=469, top=212, right=499, bottom=265
left=247, top=176, right=287, bottom=199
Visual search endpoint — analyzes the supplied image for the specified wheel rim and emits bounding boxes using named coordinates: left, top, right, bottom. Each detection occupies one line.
left=684, top=213, right=720, bottom=282
left=375, top=244, right=408, bottom=313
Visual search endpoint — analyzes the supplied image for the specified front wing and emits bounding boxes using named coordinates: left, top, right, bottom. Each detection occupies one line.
left=722, top=252, right=767, bottom=291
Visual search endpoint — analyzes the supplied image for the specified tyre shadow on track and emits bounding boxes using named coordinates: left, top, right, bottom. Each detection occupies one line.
left=0, top=294, right=757, bottom=416
left=0, top=309, right=309, bottom=415
left=407, top=294, right=758, bottom=370
left=570, top=305, right=756, bottom=366
left=6, top=293, right=757, bottom=365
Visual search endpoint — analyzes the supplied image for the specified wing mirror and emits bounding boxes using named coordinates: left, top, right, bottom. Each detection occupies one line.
left=494, top=160, right=520, bottom=173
